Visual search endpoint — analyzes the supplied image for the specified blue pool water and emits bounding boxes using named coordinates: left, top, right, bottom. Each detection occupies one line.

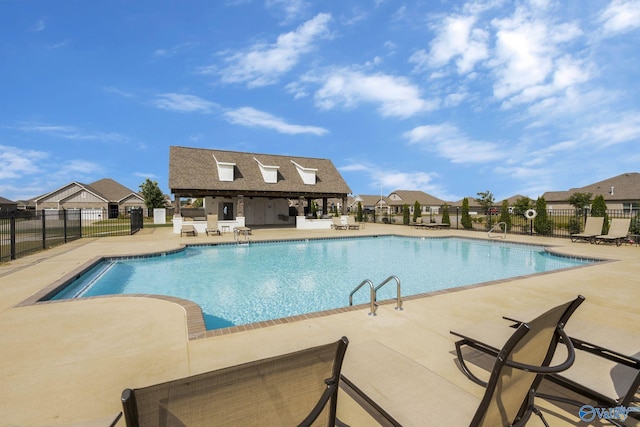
left=50, top=236, right=595, bottom=330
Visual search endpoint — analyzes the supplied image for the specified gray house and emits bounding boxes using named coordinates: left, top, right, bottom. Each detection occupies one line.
left=34, top=178, right=145, bottom=218
left=543, top=172, right=640, bottom=213
left=168, top=146, right=352, bottom=227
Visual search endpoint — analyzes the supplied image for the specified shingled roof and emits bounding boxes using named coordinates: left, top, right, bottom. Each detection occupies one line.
left=169, top=146, right=352, bottom=198
left=543, top=172, right=640, bottom=202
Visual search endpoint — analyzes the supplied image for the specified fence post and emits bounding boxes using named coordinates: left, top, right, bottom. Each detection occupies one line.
left=10, top=216, right=16, bottom=260
left=42, top=211, right=47, bottom=250
left=63, top=209, right=68, bottom=243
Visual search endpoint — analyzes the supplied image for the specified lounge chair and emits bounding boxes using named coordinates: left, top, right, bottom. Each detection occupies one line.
left=180, top=224, right=196, bottom=237
left=122, top=337, right=349, bottom=427
left=411, top=217, right=425, bottom=229
left=342, top=296, right=583, bottom=426
left=595, top=218, right=631, bottom=246
left=331, top=217, right=347, bottom=230
left=451, top=298, right=640, bottom=425
left=570, top=216, right=604, bottom=243
left=205, top=214, right=221, bottom=236
left=346, top=216, right=360, bottom=230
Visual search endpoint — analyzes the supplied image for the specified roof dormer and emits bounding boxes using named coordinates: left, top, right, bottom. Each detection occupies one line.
left=212, top=154, right=235, bottom=182
left=253, top=157, right=279, bottom=184
left=291, top=160, right=317, bottom=185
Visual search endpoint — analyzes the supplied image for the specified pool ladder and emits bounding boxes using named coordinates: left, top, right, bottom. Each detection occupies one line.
left=488, top=222, right=507, bottom=239
left=349, top=275, right=402, bottom=316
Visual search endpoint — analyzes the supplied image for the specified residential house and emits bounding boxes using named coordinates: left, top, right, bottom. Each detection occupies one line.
left=34, top=178, right=145, bottom=218
left=0, top=196, right=18, bottom=216
left=350, top=195, right=390, bottom=214
left=542, top=172, right=640, bottom=213
left=387, top=190, right=445, bottom=216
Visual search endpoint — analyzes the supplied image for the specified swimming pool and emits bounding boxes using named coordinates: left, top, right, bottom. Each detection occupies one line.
left=49, top=236, right=595, bottom=330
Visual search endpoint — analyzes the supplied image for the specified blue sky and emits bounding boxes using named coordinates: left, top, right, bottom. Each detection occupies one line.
left=1, top=0, right=639, bottom=203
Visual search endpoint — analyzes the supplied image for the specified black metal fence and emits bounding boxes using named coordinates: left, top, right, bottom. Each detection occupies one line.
left=453, top=208, right=640, bottom=239
left=0, top=208, right=143, bottom=262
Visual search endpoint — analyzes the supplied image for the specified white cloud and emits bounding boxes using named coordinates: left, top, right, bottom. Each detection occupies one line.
left=413, top=14, right=489, bottom=75
left=154, top=93, right=218, bottom=113
left=489, top=5, right=584, bottom=103
left=599, top=0, right=640, bottom=35
left=224, top=107, right=328, bottom=135
left=266, top=0, right=308, bottom=23
left=15, top=123, right=128, bottom=143
left=404, top=123, right=505, bottom=163
left=310, top=68, right=435, bottom=118
left=213, top=13, right=331, bottom=87
left=0, top=145, right=47, bottom=179
left=29, top=19, right=45, bottom=32
left=585, top=112, right=640, bottom=147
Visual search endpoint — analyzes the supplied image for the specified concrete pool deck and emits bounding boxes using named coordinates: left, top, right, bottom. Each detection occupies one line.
left=0, top=224, right=638, bottom=426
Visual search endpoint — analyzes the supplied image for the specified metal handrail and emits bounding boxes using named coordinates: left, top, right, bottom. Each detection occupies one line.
left=349, top=279, right=376, bottom=316
left=374, top=275, right=403, bottom=311
left=488, top=222, right=507, bottom=239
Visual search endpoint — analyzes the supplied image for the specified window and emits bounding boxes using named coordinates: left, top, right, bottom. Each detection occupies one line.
left=291, top=160, right=317, bottom=185
left=212, top=154, right=235, bottom=182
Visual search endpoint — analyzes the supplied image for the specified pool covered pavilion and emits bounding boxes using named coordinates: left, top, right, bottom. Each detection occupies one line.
left=169, top=146, right=353, bottom=232
left=1, top=224, right=639, bottom=426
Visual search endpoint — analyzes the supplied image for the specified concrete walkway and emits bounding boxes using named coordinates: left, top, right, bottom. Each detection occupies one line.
left=0, top=224, right=638, bottom=426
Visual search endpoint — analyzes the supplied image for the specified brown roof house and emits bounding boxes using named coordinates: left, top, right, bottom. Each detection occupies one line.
left=34, top=178, right=145, bottom=219
left=387, top=190, right=446, bottom=216
left=350, top=195, right=390, bottom=213
left=168, top=146, right=352, bottom=232
left=0, top=196, right=18, bottom=216
left=542, top=172, right=640, bottom=213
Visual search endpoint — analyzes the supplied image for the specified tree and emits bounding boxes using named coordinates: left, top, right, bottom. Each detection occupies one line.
left=402, top=204, right=410, bottom=225
left=461, top=198, right=472, bottom=229
left=139, top=178, right=166, bottom=209
left=533, top=196, right=553, bottom=235
left=513, top=197, right=532, bottom=216
left=413, top=200, right=421, bottom=223
left=498, top=200, right=511, bottom=231
left=441, top=203, right=450, bottom=225
left=477, top=190, right=495, bottom=228
left=568, top=192, right=593, bottom=216
left=356, top=202, right=364, bottom=222
left=591, top=195, right=609, bottom=234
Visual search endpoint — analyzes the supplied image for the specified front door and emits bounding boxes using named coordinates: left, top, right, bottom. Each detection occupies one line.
left=222, top=203, right=234, bottom=220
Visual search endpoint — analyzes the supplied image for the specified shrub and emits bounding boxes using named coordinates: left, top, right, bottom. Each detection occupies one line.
left=413, top=201, right=421, bottom=223
left=442, top=203, right=451, bottom=225
left=461, top=198, right=472, bottom=229
left=568, top=216, right=581, bottom=234
left=591, top=195, right=609, bottom=234
left=533, top=197, right=553, bottom=235
left=402, top=204, right=410, bottom=225
left=356, top=202, right=364, bottom=222
left=498, top=200, right=511, bottom=231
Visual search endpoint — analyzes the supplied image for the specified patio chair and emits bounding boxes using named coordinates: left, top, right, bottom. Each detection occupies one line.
left=452, top=297, right=640, bottom=426
left=411, top=217, right=425, bottom=229
left=570, top=216, right=604, bottom=243
left=346, top=216, right=360, bottom=230
left=205, top=214, right=221, bottom=236
left=342, top=296, right=583, bottom=426
left=331, top=217, right=347, bottom=230
left=122, top=336, right=349, bottom=427
left=595, top=218, right=631, bottom=246
left=180, top=224, right=196, bottom=237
